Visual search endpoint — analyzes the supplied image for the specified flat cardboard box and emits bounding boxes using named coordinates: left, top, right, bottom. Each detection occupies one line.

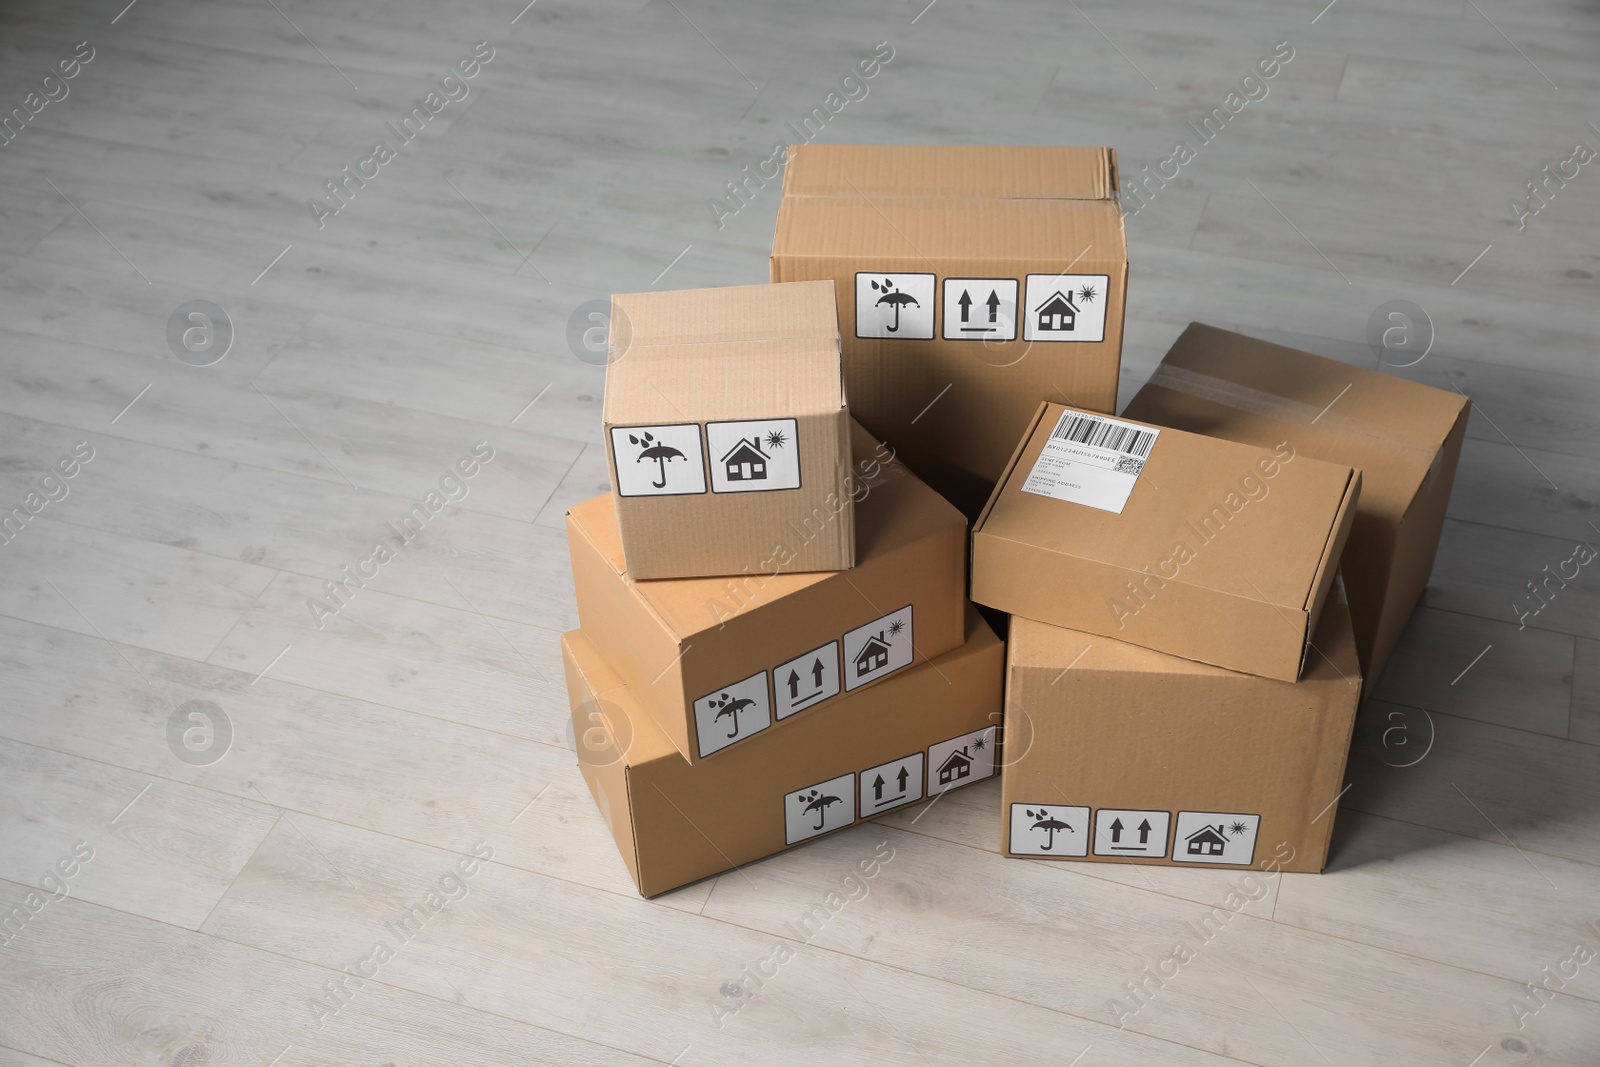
left=771, top=145, right=1127, bottom=517
left=604, top=280, right=852, bottom=579
left=1122, top=323, right=1470, bottom=689
left=567, top=421, right=966, bottom=764
left=1000, top=590, right=1363, bottom=873
left=972, top=401, right=1360, bottom=681
left=564, top=606, right=1004, bottom=897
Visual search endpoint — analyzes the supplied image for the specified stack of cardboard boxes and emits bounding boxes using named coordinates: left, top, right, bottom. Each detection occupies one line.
left=561, top=146, right=1469, bottom=894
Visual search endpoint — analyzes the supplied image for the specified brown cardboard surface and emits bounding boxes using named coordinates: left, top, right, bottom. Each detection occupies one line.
left=999, top=593, right=1363, bottom=873
left=603, top=279, right=852, bottom=579
left=971, top=401, right=1360, bottom=681
left=567, top=421, right=966, bottom=764
left=1121, top=323, right=1470, bottom=686
left=771, top=145, right=1127, bottom=518
left=564, top=606, right=1004, bottom=898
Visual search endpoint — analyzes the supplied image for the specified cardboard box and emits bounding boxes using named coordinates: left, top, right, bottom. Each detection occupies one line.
left=1122, top=323, right=1470, bottom=689
left=564, top=606, right=1004, bottom=897
left=603, top=280, right=852, bottom=579
left=566, top=421, right=966, bottom=764
left=999, top=589, right=1363, bottom=873
left=771, top=145, right=1127, bottom=517
left=972, top=401, right=1361, bottom=681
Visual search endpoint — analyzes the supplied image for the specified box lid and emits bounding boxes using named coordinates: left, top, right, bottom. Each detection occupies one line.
left=773, top=145, right=1126, bottom=264
left=1123, top=323, right=1469, bottom=521
left=606, top=280, right=843, bottom=423
left=567, top=420, right=964, bottom=640
left=977, top=403, right=1359, bottom=612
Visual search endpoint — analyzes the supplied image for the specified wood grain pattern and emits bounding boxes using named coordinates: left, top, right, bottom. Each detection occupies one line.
left=0, top=0, right=1596, bottom=1061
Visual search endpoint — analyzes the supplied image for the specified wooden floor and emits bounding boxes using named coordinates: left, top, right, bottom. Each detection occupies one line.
left=1, top=0, right=1598, bottom=1063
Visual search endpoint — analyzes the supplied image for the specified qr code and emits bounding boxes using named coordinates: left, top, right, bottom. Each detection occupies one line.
left=1114, top=456, right=1145, bottom=475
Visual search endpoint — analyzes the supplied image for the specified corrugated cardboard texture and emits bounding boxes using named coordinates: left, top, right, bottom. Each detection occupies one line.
left=771, top=145, right=1127, bottom=518
left=1000, top=594, right=1363, bottom=873
left=1122, top=323, right=1470, bottom=687
left=564, top=606, right=1004, bottom=897
left=603, top=280, right=852, bottom=579
left=567, top=420, right=967, bottom=764
left=972, top=401, right=1360, bottom=681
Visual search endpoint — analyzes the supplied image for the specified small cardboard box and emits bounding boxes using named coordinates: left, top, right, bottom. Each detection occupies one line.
left=1122, top=323, right=1470, bottom=689
left=603, top=280, right=852, bottom=580
left=1000, top=590, right=1363, bottom=873
left=564, top=606, right=1004, bottom=898
left=771, top=145, right=1127, bottom=517
left=972, top=401, right=1361, bottom=681
left=566, top=421, right=966, bottom=764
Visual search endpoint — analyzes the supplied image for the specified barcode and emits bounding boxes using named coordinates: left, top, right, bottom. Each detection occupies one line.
left=1050, top=413, right=1155, bottom=458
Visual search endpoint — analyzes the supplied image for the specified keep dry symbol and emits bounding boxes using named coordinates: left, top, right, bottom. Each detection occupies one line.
left=630, top=431, right=687, bottom=488
left=870, top=277, right=920, bottom=333
left=1026, top=807, right=1074, bottom=851
left=800, top=788, right=844, bottom=830
left=709, top=692, right=758, bottom=738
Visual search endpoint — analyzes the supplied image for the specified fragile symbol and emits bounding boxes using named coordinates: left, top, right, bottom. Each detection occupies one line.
left=869, top=277, right=920, bottom=333
left=630, top=431, right=687, bottom=489
left=800, top=787, right=844, bottom=830
left=1025, top=807, right=1075, bottom=851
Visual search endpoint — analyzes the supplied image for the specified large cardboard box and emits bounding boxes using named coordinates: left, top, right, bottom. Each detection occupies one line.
left=564, top=607, right=1004, bottom=897
left=566, top=421, right=966, bottom=764
left=1000, top=590, right=1363, bottom=873
left=771, top=145, right=1127, bottom=517
left=603, top=280, right=852, bottom=579
left=1122, top=323, right=1470, bottom=689
left=972, top=401, right=1360, bottom=681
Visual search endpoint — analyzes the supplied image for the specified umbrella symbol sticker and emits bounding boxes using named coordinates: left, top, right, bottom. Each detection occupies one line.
left=629, top=431, right=686, bottom=489
left=800, top=788, right=844, bottom=830
left=870, top=277, right=921, bottom=333
left=1026, top=807, right=1074, bottom=851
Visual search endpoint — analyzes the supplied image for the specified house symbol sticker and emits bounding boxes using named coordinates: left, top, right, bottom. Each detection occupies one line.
left=1184, top=824, right=1230, bottom=856
left=840, top=607, right=913, bottom=691
left=1035, top=290, right=1079, bottom=333
left=705, top=418, right=801, bottom=493
left=853, top=631, right=892, bottom=677
left=720, top=436, right=769, bottom=481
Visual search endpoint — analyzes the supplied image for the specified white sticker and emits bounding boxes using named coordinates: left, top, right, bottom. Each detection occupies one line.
left=840, top=607, right=914, bottom=691
left=855, top=272, right=935, bottom=339
left=859, top=753, right=924, bottom=815
left=784, top=773, right=856, bottom=844
left=1022, top=273, right=1110, bottom=342
left=926, top=726, right=997, bottom=797
left=692, top=671, right=771, bottom=758
left=1008, top=803, right=1090, bottom=856
left=942, top=278, right=1018, bottom=341
left=773, top=641, right=840, bottom=719
left=609, top=424, right=706, bottom=497
left=1172, top=812, right=1261, bottom=865
left=1092, top=809, right=1171, bottom=858
left=706, top=418, right=801, bottom=493
left=1020, top=409, right=1160, bottom=515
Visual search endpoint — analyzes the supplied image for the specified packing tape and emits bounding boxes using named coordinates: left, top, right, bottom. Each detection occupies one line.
left=1145, top=364, right=1438, bottom=464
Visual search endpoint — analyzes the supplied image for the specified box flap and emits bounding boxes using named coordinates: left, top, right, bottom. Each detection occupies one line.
left=1123, top=323, right=1469, bottom=522
left=606, top=281, right=843, bottom=426
left=782, top=145, right=1117, bottom=200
